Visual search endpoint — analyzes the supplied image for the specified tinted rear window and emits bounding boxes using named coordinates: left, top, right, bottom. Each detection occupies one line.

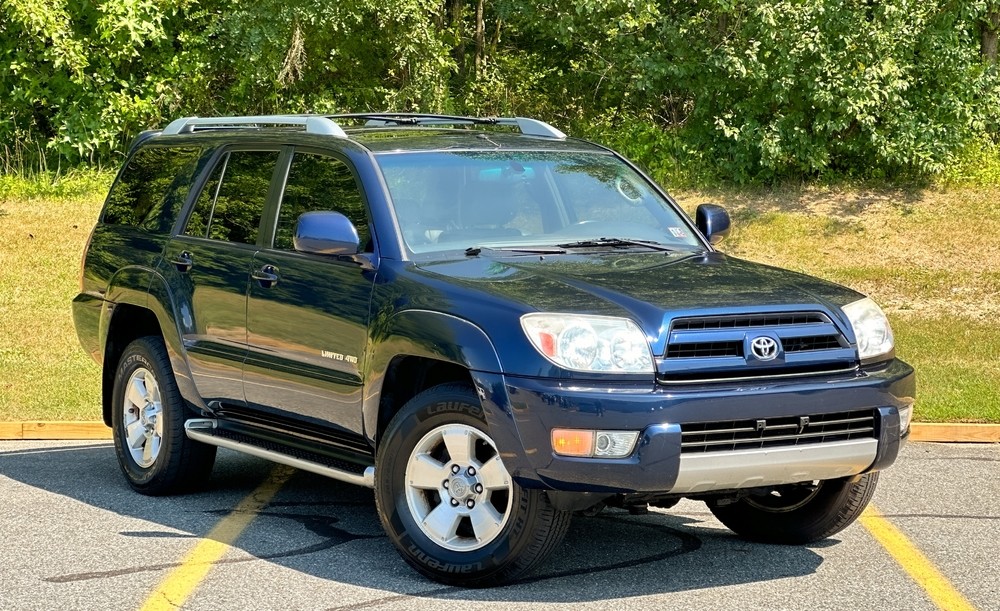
left=102, top=146, right=203, bottom=232
left=184, top=150, right=279, bottom=245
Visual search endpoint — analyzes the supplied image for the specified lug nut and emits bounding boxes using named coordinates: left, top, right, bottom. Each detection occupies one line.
left=450, top=498, right=460, bottom=507
left=466, top=500, right=475, bottom=509
left=443, top=480, right=449, bottom=489
left=451, top=464, right=461, bottom=474
left=467, top=466, right=476, bottom=476
left=474, top=483, right=483, bottom=494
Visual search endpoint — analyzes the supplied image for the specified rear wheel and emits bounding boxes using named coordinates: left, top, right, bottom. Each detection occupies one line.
left=707, top=473, right=879, bottom=544
left=375, top=383, right=571, bottom=587
left=111, top=336, right=216, bottom=495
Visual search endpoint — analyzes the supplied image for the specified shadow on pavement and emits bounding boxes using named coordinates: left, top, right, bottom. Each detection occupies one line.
left=0, top=442, right=827, bottom=605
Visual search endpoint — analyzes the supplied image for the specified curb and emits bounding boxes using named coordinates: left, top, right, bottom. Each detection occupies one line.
left=908, top=423, right=1000, bottom=443
left=0, top=421, right=111, bottom=440
left=1, top=421, right=998, bottom=443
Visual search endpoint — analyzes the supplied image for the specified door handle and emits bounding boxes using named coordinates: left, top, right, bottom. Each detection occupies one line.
left=252, top=264, right=279, bottom=288
left=171, top=251, right=193, bottom=272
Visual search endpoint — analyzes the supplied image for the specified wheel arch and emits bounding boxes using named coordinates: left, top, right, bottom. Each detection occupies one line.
left=101, top=304, right=161, bottom=426
left=363, top=310, right=508, bottom=450
left=100, top=267, right=199, bottom=426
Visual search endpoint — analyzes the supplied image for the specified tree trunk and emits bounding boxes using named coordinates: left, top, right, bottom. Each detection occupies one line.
left=450, top=0, right=466, bottom=79
left=491, top=18, right=502, bottom=52
left=982, top=10, right=1000, bottom=63
left=475, top=0, right=485, bottom=74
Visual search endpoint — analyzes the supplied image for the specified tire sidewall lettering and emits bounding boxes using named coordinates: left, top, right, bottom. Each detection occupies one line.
left=379, top=388, right=530, bottom=579
left=113, top=342, right=162, bottom=481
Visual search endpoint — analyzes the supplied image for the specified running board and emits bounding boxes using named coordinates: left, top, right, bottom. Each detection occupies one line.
left=185, top=419, right=375, bottom=488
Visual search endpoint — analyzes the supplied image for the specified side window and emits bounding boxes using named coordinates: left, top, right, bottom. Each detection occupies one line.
left=274, top=152, right=369, bottom=250
left=184, top=150, right=279, bottom=245
left=102, top=146, right=203, bottom=232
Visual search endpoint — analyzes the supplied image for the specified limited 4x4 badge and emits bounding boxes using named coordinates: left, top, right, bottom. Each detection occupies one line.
left=321, top=350, right=358, bottom=364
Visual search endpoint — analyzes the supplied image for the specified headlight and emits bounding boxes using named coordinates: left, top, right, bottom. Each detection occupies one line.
left=521, top=313, right=654, bottom=373
left=843, top=297, right=895, bottom=363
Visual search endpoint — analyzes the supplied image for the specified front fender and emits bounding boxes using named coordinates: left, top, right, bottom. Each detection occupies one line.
left=362, top=309, right=505, bottom=444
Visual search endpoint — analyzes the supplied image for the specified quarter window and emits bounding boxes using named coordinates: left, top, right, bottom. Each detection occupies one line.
left=103, top=146, right=203, bottom=232
left=184, top=150, right=279, bottom=245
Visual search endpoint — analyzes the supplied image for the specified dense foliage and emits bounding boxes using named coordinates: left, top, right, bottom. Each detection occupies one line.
left=2, top=0, right=999, bottom=182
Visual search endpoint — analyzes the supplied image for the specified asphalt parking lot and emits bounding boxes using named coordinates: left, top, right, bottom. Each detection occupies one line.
left=0, top=440, right=996, bottom=611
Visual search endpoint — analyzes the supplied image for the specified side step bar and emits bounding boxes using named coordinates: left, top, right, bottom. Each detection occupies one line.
left=184, top=419, right=375, bottom=488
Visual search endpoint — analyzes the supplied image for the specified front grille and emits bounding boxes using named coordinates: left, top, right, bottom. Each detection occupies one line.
left=666, top=341, right=742, bottom=358
left=680, top=409, right=876, bottom=453
left=658, top=310, right=855, bottom=383
left=671, top=313, right=827, bottom=331
left=783, top=335, right=843, bottom=352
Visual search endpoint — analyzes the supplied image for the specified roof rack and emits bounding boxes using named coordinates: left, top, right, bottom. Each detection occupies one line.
left=333, top=113, right=566, bottom=139
left=160, top=115, right=348, bottom=137
left=159, top=113, right=567, bottom=139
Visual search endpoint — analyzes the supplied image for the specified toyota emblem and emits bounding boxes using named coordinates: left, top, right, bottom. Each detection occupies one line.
left=750, top=336, right=779, bottom=361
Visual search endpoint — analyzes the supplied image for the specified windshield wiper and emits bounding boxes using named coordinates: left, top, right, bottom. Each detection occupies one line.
left=556, top=237, right=676, bottom=252
left=465, top=245, right=568, bottom=256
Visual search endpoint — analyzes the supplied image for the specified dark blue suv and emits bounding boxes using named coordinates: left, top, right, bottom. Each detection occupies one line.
left=73, top=114, right=915, bottom=587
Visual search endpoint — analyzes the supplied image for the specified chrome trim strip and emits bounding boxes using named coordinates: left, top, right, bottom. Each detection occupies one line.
left=184, top=419, right=374, bottom=488
left=682, top=427, right=874, bottom=448
left=657, top=365, right=859, bottom=385
left=670, top=438, right=878, bottom=494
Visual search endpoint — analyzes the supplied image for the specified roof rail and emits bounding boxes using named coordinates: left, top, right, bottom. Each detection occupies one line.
left=333, top=113, right=567, bottom=139
left=498, top=117, right=567, bottom=139
left=160, top=115, right=347, bottom=138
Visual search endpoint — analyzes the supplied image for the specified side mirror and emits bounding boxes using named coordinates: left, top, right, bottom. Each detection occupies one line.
left=293, top=211, right=360, bottom=255
left=696, top=203, right=731, bottom=245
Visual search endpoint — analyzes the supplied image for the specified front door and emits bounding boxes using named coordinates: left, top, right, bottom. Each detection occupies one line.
left=243, top=150, right=376, bottom=434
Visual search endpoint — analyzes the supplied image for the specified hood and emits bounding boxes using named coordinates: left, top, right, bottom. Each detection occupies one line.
left=412, top=250, right=863, bottom=355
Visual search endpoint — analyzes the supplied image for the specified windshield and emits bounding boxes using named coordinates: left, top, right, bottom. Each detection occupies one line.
left=375, top=151, right=704, bottom=255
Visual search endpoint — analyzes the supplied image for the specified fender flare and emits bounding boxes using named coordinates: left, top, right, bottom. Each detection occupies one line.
left=101, top=265, right=204, bottom=415
left=144, top=268, right=206, bottom=412
left=99, top=266, right=154, bottom=348
left=362, top=309, right=508, bottom=445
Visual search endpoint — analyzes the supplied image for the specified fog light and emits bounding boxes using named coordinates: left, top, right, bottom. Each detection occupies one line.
left=594, top=431, right=640, bottom=457
left=552, top=429, right=638, bottom=458
left=899, top=404, right=913, bottom=434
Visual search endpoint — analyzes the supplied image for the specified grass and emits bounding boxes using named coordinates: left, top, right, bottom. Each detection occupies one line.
left=0, top=171, right=111, bottom=421
left=0, top=170, right=996, bottom=423
left=893, top=318, right=999, bottom=423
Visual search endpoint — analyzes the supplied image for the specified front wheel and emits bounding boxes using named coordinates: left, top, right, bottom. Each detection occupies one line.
left=111, top=336, right=216, bottom=495
left=707, top=473, right=879, bottom=544
left=375, top=383, right=571, bottom=587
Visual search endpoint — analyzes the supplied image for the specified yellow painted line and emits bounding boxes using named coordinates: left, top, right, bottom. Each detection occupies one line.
left=861, top=505, right=977, bottom=611
left=140, top=466, right=295, bottom=611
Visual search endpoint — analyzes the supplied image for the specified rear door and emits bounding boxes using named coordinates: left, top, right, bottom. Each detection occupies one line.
left=163, top=148, right=283, bottom=406
left=243, top=149, right=376, bottom=434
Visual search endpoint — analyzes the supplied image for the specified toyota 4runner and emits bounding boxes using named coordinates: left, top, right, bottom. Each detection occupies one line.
left=73, top=113, right=915, bottom=587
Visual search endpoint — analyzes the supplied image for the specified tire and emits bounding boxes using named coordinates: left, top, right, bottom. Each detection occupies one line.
left=707, top=472, right=879, bottom=544
left=374, top=383, right=571, bottom=587
left=111, top=336, right=216, bottom=495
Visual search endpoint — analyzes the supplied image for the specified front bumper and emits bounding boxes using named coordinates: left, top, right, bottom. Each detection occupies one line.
left=475, top=359, right=915, bottom=494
